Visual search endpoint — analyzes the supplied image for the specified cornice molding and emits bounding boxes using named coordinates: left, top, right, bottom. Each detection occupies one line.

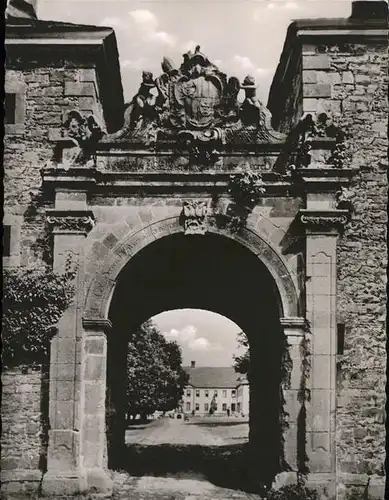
left=46, top=209, right=95, bottom=234
left=82, top=318, right=112, bottom=333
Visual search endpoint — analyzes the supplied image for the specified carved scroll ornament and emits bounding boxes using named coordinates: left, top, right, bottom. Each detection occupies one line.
left=47, top=216, right=95, bottom=233
left=300, top=214, right=348, bottom=227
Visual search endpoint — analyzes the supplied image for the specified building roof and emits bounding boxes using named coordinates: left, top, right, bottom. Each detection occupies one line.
left=267, top=0, right=388, bottom=129
left=183, top=366, right=240, bottom=389
left=5, top=17, right=124, bottom=133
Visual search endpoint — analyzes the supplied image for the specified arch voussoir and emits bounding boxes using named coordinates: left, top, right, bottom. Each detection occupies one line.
left=83, top=216, right=299, bottom=321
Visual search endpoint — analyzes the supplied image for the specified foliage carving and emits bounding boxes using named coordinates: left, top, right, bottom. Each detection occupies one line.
left=216, top=168, right=266, bottom=233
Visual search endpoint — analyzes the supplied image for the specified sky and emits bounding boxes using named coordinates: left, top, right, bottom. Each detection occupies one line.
left=151, top=309, right=245, bottom=367
left=36, top=0, right=352, bottom=366
left=38, top=0, right=352, bottom=104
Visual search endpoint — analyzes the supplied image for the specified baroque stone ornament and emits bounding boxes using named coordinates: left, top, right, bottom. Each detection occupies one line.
left=182, top=200, right=209, bottom=235
left=290, top=113, right=347, bottom=169
left=103, top=46, right=286, bottom=150
left=58, top=110, right=105, bottom=167
left=47, top=215, right=95, bottom=233
left=300, top=210, right=349, bottom=229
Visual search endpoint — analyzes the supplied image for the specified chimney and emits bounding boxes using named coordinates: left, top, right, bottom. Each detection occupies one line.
left=191, top=361, right=196, bottom=368
left=351, top=0, right=388, bottom=19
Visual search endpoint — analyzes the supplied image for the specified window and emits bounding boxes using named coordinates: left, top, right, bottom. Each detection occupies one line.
left=196, top=390, right=200, bottom=397
left=186, top=402, right=191, bottom=411
left=204, top=403, right=209, bottom=412
left=222, top=403, right=227, bottom=411
left=186, top=389, right=191, bottom=397
left=231, top=403, right=236, bottom=412
left=214, top=390, right=218, bottom=396
left=4, top=79, right=25, bottom=135
left=231, top=390, right=236, bottom=398
left=2, top=216, right=21, bottom=267
left=5, top=94, right=16, bottom=124
left=237, top=403, right=241, bottom=412
left=337, top=323, right=345, bottom=355
left=3, top=225, right=11, bottom=257
left=195, top=403, right=199, bottom=411
left=222, top=390, right=227, bottom=398
left=205, top=390, right=209, bottom=397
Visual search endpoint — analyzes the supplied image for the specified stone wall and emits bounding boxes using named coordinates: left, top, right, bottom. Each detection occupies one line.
left=298, top=41, right=387, bottom=484
left=268, top=21, right=387, bottom=497
left=4, top=65, right=104, bottom=268
left=1, top=366, right=49, bottom=493
left=329, top=43, right=387, bottom=489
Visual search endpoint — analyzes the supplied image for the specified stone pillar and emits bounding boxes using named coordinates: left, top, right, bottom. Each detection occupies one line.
left=280, top=317, right=306, bottom=472
left=42, top=196, right=96, bottom=496
left=81, top=319, right=112, bottom=492
left=299, top=209, right=348, bottom=482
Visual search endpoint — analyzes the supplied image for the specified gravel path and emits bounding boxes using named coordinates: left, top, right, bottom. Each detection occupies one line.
left=125, top=418, right=228, bottom=446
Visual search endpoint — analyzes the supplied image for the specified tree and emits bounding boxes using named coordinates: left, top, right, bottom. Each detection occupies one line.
left=2, top=265, right=76, bottom=367
left=126, top=320, right=189, bottom=420
left=233, top=330, right=250, bottom=375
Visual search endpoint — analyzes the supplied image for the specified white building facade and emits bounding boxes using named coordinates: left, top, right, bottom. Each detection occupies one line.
left=178, top=363, right=250, bottom=417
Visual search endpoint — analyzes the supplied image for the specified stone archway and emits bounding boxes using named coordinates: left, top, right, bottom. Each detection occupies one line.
left=72, top=216, right=306, bottom=492
left=83, top=216, right=300, bottom=321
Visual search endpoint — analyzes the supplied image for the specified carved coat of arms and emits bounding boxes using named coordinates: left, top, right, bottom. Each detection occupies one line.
left=103, top=45, right=286, bottom=149
left=172, top=62, right=224, bottom=129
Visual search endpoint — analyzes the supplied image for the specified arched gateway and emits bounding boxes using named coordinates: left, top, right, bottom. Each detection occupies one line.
left=40, top=46, right=355, bottom=496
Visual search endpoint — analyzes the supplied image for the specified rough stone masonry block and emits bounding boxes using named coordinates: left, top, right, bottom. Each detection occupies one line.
left=53, top=401, right=74, bottom=429
left=84, top=337, right=106, bottom=355
left=48, top=430, right=78, bottom=470
left=56, top=339, right=77, bottom=364
left=56, top=380, right=75, bottom=401
left=303, top=98, right=319, bottom=112
left=84, top=356, right=105, bottom=382
left=312, top=355, right=331, bottom=389
left=303, top=70, right=318, bottom=83
left=303, top=84, right=332, bottom=98
left=308, top=391, right=330, bottom=432
left=84, top=383, right=105, bottom=414
left=79, top=68, right=97, bottom=82
left=303, top=55, right=331, bottom=70
left=312, top=327, right=332, bottom=355
left=64, top=82, right=96, bottom=97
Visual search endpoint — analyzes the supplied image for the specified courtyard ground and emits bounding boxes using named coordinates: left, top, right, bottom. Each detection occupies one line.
left=2, top=416, right=269, bottom=499
left=109, top=416, right=266, bottom=498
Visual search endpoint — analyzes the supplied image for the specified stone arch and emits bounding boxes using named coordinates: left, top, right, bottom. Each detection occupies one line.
left=83, top=216, right=299, bottom=321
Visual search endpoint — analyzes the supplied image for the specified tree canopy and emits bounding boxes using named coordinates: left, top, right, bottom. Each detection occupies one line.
left=233, top=330, right=250, bottom=376
left=126, top=320, right=189, bottom=418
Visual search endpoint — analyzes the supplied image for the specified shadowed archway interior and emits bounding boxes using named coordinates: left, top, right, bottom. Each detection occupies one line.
left=107, top=232, right=286, bottom=488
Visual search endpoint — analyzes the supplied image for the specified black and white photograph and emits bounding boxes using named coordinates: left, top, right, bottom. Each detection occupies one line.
left=2, top=0, right=388, bottom=499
